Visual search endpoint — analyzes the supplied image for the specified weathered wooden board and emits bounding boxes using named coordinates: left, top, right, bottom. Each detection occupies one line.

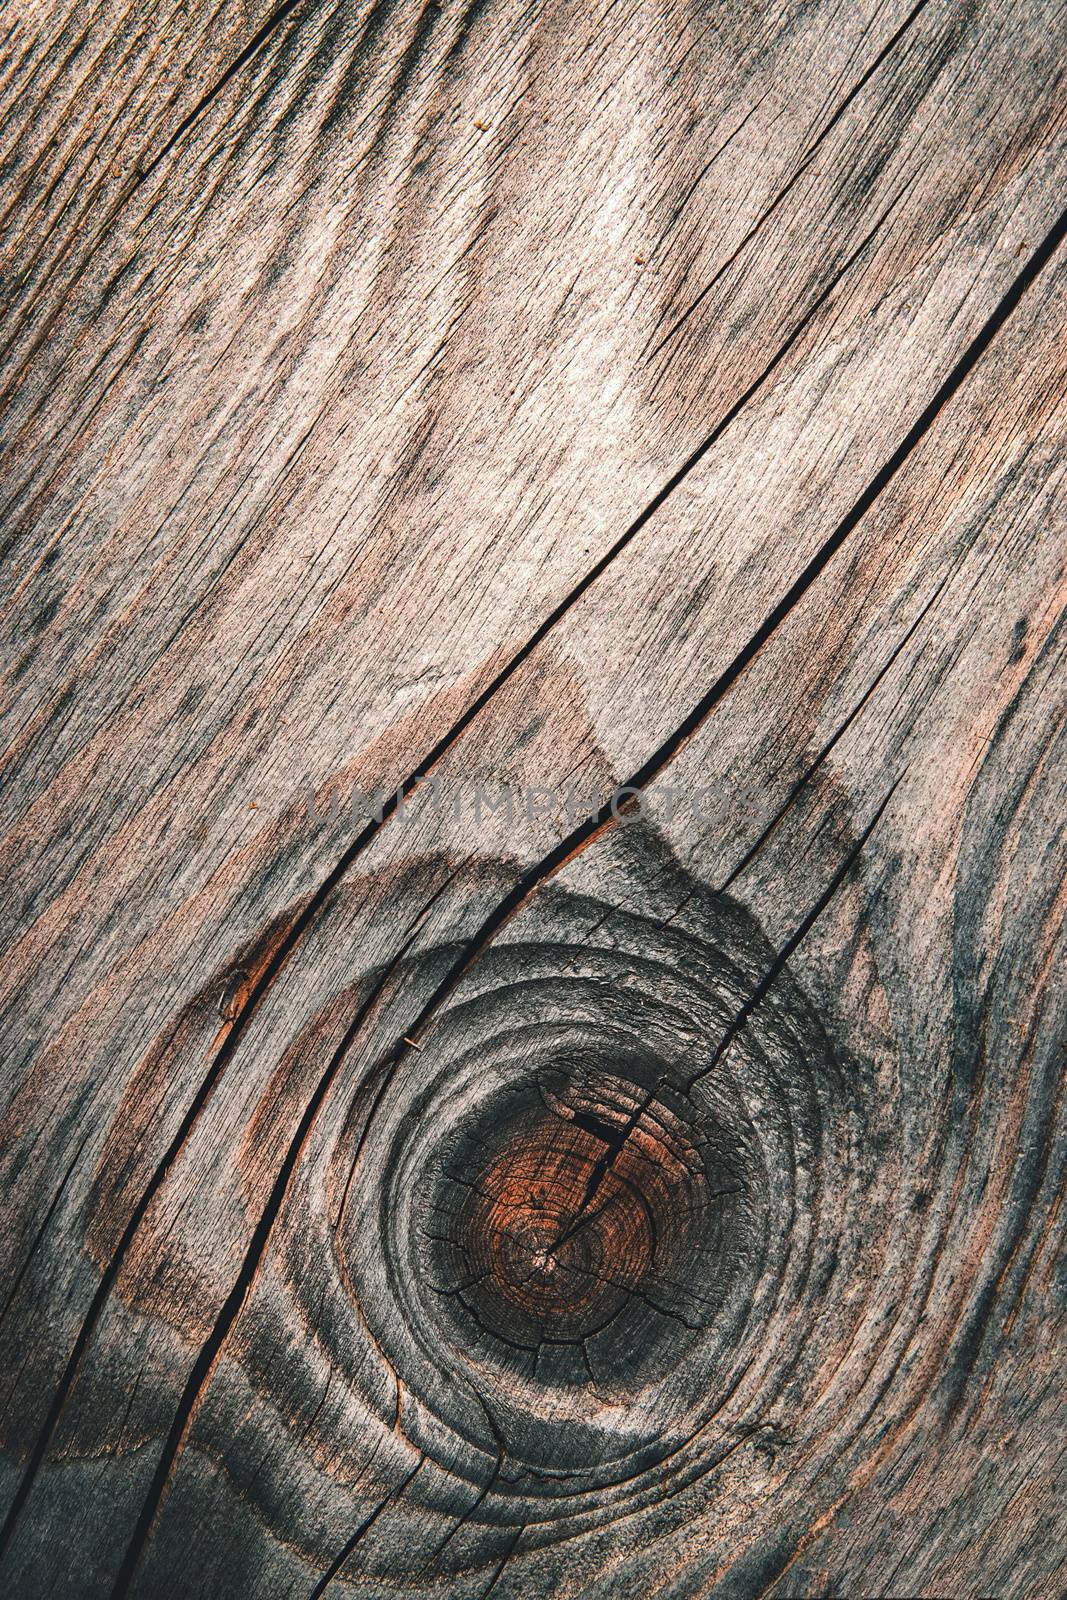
left=0, top=0, right=1064, bottom=1595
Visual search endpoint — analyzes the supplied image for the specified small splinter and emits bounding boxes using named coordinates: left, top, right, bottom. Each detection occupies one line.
left=403, top=1036, right=422, bottom=1050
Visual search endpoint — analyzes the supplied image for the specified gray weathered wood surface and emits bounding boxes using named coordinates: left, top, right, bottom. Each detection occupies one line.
left=0, top=0, right=1064, bottom=1594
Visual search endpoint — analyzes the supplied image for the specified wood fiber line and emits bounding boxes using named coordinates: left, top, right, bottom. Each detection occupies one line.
left=135, top=0, right=314, bottom=183
left=646, top=0, right=935, bottom=359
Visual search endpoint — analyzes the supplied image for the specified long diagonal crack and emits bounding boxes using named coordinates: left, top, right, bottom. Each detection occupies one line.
left=136, top=0, right=316, bottom=184
left=551, top=783, right=899, bottom=1242
left=479, top=1524, right=524, bottom=1600
left=306, top=1456, right=423, bottom=1600
left=688, top=776, right=900, bottom=1097
left=105, top=903, right=438, bottom=1599
left=719, top=563, right=959, bottom=891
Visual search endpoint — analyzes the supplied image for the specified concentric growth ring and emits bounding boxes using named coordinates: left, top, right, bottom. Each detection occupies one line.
left=314, top=836, right=843, bottom=1568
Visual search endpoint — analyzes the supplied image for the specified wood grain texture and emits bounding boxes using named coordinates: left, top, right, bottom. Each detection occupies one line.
left=0, top=0, right=1064, bottom=1595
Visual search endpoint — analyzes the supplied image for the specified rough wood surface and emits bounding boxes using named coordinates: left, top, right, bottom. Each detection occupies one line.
left=0, top=0, right=1064, bottom=1595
